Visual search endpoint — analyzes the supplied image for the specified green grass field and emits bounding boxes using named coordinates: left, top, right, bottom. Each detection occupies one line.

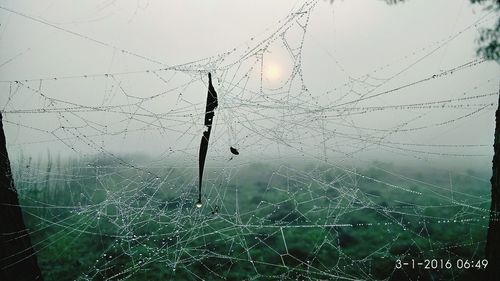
left=14, top=156, right=491, bottom=280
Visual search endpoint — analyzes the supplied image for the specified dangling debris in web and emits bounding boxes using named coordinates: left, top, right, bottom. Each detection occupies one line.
left=197, top=73, right=218, bottom=208
left=230, top=147, right=239, bottom=155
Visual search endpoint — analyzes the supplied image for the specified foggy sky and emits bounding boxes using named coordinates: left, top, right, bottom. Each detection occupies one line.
left=0, top=0, right=499, bottom=170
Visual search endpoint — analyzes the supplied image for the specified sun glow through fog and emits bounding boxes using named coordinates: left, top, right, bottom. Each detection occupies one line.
left=264, top=62, right=282, bottom=81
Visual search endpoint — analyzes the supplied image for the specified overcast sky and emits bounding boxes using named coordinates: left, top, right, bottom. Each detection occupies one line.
left=0, top=0, right=499, bottom=169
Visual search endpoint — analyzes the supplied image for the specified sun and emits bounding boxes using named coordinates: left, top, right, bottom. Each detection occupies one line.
left=264, top=62, right=282, bottom=81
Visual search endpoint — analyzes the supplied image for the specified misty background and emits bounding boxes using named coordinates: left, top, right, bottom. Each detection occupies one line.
left=0, top=0, right=499, bottom=170
left=1, top=1, right=500, bottom=280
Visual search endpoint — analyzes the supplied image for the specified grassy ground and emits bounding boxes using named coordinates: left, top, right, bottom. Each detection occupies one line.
left=14, top=157, right=491, bottom=280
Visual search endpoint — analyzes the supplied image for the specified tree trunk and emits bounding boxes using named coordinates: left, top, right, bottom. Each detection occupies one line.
left=0, top=112, right=43, bottom=280
left=486, top=89, right=500, bottom=280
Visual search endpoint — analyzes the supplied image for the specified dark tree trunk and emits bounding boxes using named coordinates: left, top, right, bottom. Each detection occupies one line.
left=0, top=112, right=43, bottom=280
left=486, top=89, right=500, bottom=280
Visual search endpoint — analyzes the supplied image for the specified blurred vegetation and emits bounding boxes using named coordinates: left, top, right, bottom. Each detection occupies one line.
left=11, top=153, right=492, bottom=280
left=470, top=0, right=500, bottom=62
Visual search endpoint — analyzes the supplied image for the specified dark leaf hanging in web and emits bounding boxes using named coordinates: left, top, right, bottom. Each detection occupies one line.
left=197, top=73, right=218, bottom=207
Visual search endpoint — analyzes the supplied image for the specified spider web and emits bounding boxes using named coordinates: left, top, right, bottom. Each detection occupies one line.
left=1, top=1, right=499, bottom=280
